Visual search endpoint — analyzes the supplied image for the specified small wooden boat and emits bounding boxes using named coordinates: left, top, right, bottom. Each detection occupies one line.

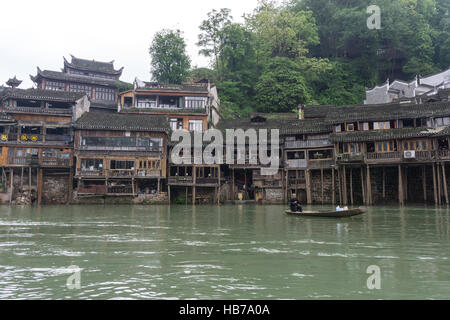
left=285, top=207, right=366, bottom=218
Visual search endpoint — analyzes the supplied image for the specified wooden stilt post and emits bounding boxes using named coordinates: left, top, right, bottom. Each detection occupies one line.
left=284, top=170, right=288, bottom=204
left=28, top=167, right=32, bottom=203
left=21, top=167, right=24, bottom=189
left=382, top=167, right=386, bottom=201
left=168, top=185, right=171, bottom=204
left=306, top=169, right=312, bottom=205
left=361, top=166, right=366, bottom=205
left=349, top=168, right=354, bottom=205
left=232, top=168, right=235, bottom=201
left=37, top=168, right=43, bottom=206
left=404, top=166, right=408, bottom=202
left=186, top=186, right=188, bottom=205
left=343, top=166, right=347, bottom=205
left=68, top=168, right=73, bottom=204
left=398, top=165, right=404, bottom=206
left=332, top=168, right=335, bottom=205
left=218, top=165, right=221, bottom=205
left=366, top=165, right=372, bottom=206
left=9, top=169, right=14, bottom=204
left=321, top=167, right=324, bottom=205
left=441, top=162, right=449, bottom=205
left=193, top=167, right=196, bottom=205
left=432, top=163, right=438, bottom=205
left=422, top=166, right=427, bottom=202
left=437, top=163, right=442, bottom=205
left=337, top=167, right=342, bottom=205
left=157, top=178, right=160, bottom=194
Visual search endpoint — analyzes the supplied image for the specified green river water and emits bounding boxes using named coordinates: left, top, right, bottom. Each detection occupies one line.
left=0, top=204, right=449, bottom=300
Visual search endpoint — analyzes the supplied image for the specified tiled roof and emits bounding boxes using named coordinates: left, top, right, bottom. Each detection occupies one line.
left=121, top=107, right=207, bottom=115
left=329, top=127, right=436, bottom=143
left=75, top=112, right=169, bottom=132
left=305, top=101, right=450, bottom=123
left=135, top=80, right=209, bottom=94
left=4, top=106, right=73, bottom=115
left=215, top=117, right=331, bottom=135
left=90, top=101, right=118, bottom=110
left=65, top=55, right=123, bottom=75
left=0, top=88, right=85, bottom=102
left=31, top=69, right=117, bottom=87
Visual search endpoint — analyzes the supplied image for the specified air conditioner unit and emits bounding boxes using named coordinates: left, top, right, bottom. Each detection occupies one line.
left=404, top=151, right=416, bottom=159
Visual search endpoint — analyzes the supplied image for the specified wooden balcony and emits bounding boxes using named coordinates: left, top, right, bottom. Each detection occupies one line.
left=438, top=149, right=450, bottom=160
left=1, top=133, right=71, bottom=145
left=284, top=139, right=331, bottom=149
left=285, top=159, right=308, bottom=168
left=79, top=145, right=162, bottom=152
left=41, top=158, right=72, bottom=167
left=136, top=169, right=162, bottom=178
left=77, top=169, right=105, bottom=177
left=365, top=152, right=401, bottom=164
left=169, top=177, right=194, bottom=185
left=308, top=159, right=335, bottom=169
left=336, top=153, right=364, bottom=164
left=77, top=169, right=163, bottom=179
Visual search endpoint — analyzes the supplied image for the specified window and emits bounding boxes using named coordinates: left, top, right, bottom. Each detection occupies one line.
left=362, top=122, right=369, bottom=131
left=374, top=121, right=390, bottom=130
left=69, top=83, right=92, bottom=98
left=137, top=97, right=157, bottom=108
left=308, top=149, right=333, bottom=160
left=81, top=159, right=103, bottom=171
left=170, top=118, right=184, bottom=131
left=376, top=141, right=396, bottom=152
left=45, top=81, right=65, bottom=91
left=335, top=125, right=342, bottom=133
left=81, top=137, right=162, bottom=150
left=347, top=123, right=355, bottom=131
left=185, top=97, right=207, bottom=109
left=287, top=151, right=305, bottom=160
left=343, top=143, right=360, bottom=154
left=110, top=160, right=134, bottom=170
left=189, top=120, right=203, bottom=132
left=95, top=87, right=115, bottom=101
left=435, top=117, right=450, bottom=127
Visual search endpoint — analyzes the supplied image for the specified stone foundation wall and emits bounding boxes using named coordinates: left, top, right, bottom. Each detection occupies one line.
left=264, top=188, right=283, bottom=202
left=311, top=169, right=335, bottom=204
left=43, top=175, right=70, bottom=204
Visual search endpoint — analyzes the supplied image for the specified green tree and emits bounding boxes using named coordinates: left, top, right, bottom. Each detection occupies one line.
left=197, top=8, right=233, bottom=80
left=149, top=29, right=191, bottom=84
left=255, top=57, right=311, bottom=112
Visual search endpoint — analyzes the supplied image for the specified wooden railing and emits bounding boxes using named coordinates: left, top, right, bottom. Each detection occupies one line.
left=337, top=153, right=364, bottom=162
left=41, top=159, right=72, bottom=167
left=78, top=169, right=105, bottom=177
left=285, top=159, right=308, bottom=168
left=108, top=169, right=134, bottom=177
left=308, top=159, right=335, bottom=169
left=284, top=139, right=331, bottom=149
left=438, top=149, right=450, bottom=159
left=79, top=146, right=162, bottom=152
left=136, top=170, right=161, bottom=177
left=169, top=177, right=194, bottom=184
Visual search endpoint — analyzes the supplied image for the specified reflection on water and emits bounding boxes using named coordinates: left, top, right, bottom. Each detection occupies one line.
left=0, top=205, right=449, bottom=300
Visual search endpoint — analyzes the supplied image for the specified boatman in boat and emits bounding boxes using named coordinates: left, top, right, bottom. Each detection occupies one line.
left=290, top=194, right=303, bottom=213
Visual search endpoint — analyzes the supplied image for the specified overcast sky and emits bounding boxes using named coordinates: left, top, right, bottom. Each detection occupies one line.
left=0, top=0, right=260, bottom=88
